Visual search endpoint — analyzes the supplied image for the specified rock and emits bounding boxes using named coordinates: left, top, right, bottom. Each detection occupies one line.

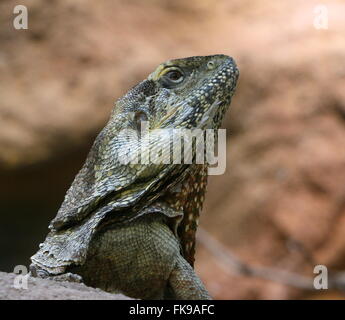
left=0, top=272, right=132, bottom=300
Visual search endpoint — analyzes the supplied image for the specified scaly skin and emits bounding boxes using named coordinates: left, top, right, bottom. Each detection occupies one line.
left=30, top=55, right=239, bottom=299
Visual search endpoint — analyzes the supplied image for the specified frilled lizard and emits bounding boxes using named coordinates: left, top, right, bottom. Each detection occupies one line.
left=30, top=55, right=239, bottom=299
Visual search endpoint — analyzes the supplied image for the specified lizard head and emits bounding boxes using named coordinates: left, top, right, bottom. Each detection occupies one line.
left=149, top=54, right=239, bottom=130
left=113, top=54, right=239, bottom=132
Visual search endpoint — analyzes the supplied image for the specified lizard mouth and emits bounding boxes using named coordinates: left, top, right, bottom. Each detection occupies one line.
left=181, top=57, right=239, bottom=129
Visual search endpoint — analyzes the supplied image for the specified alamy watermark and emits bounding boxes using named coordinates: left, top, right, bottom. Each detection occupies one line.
left=13, top=265, right=29, bottom=290
left=10, top=263, right=330, bottom=292
left=13, top=5, right=28, bottom=30
left=12, top=4, right=330, bottom=31
left=313, top=4, right=328, bottom=30
left=115, top=120, right=227, bottom=175
left=313, top=265, right=328, bottom=290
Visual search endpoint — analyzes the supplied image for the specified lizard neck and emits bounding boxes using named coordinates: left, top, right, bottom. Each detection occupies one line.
left=163, top=164, right=208, bottom=267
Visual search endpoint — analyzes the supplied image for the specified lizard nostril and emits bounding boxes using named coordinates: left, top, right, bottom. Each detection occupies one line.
left=207, top=61, right=216, bottom=70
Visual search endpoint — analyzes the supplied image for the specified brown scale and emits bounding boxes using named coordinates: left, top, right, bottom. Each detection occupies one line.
left=164, top=164, right=208, bottom=267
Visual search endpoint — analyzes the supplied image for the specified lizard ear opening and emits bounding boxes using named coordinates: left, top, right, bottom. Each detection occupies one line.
left=134, top=111, right=148, bottom=133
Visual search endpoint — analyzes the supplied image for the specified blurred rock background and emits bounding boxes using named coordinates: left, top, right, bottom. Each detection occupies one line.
left=1, top=0, right=345, bottom=299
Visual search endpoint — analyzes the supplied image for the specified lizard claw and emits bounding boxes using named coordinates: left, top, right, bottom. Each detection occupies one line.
left=30, top=264, right=83, bottom=283
left=48, top=272, right=83, bottom=283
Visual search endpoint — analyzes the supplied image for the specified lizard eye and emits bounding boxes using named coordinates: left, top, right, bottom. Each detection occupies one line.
left=165, top=70, right=184, bottom=83
left=160, top=68, right=185, bottom=88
